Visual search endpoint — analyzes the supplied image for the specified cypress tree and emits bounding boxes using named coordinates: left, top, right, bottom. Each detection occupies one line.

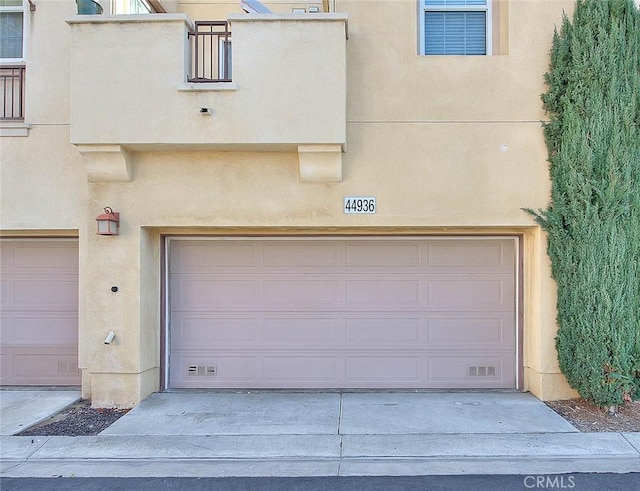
left=528, top=0, right=640, bottom=407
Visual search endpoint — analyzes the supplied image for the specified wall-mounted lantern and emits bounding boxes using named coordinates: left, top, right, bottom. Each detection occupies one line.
left=95, top=207, right=120, bottom=236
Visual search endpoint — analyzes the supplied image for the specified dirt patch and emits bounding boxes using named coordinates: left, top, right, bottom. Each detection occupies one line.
left=17, top=399, right=129, bottom=437
left=546, top=399, right=640, bottom=432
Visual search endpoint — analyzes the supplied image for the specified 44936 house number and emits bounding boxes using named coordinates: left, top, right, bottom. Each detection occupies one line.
left=344, top=196, right=376, bottom=214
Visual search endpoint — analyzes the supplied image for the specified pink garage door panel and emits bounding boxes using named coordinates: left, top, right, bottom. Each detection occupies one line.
left=0, top=241, right=80, bottom=385
left=168, top=238, right=517, bottom=389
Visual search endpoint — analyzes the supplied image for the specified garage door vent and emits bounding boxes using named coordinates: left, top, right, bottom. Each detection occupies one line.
left=468, top=365, right=497, bottom=377
left=58, top=361, right=79, bottom=374
left=186, top=365, right=217, bottom=377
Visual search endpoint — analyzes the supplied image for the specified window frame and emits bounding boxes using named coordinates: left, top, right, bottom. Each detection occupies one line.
left=0, top=0, right=26, bottom=63
left=418, top=0, right=492, bottom=56
left=111, top=0, right=153, bottom=15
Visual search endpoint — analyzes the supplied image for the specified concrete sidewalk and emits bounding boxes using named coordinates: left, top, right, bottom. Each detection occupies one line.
left=1, top=391, right=640, bottom=477
left=0, top=389, right=81, bottom=436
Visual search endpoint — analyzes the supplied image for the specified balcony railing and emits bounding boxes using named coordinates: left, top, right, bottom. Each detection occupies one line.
left=188, top=21, right=232, bottom=83
left=1, top=66, right=25, bottom=121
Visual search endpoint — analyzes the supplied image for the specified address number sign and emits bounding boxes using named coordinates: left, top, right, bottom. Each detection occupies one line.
left=344, top=196, right=376, bottom=214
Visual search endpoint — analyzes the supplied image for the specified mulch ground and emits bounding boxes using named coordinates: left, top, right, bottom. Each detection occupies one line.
left=16, top=399, right=129, bottom=437
left=546, top=399, right=640, bottom=432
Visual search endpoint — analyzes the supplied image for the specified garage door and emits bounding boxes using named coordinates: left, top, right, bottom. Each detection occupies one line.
left=168, top=237, right=516, bottom=389
left=0, top=240, right=80, bottom=385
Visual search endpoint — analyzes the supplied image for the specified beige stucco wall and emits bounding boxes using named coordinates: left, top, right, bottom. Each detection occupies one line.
left=1, top=0, right=581, bottom=406
left=345, top=0, right=563, bottom=121
left=0, top=0, right=87, bottom=232
left=0, top=126, right=87, bottom=231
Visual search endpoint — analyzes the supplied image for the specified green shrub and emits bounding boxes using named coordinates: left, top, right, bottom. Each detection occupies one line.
left=528, top=0, right=640, bottom=406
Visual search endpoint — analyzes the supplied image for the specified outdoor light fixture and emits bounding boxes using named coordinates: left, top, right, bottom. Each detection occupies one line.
left=95, top=207, right=120, bottom=236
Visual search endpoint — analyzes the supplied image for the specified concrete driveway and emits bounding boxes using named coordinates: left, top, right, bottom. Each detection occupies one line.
left=1, top=390, right=576, bottom=437
left=100, top=391, right=577, bottom=436
left=0, top=389, right=80, bottom=436
left=5, top=390, right=640, bottom=478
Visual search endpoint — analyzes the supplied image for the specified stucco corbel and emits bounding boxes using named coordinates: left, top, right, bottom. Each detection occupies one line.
left=298, top=144, right=342, bottom=183
left=77, top=145, right=133, bottom=182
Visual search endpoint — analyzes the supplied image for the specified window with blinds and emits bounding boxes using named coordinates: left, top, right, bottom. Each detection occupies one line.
left=420, top=0, right=491, bottom=56
left=0, top=0, right=24, bottom=61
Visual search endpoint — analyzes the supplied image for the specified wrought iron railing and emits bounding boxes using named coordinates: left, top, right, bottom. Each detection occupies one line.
left=188, top=21, right=232, bottom=82
left=1, top=66, right=25, bottom=121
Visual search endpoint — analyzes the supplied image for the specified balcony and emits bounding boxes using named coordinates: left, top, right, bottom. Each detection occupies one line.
left=67, top=13, right=348, bottom=182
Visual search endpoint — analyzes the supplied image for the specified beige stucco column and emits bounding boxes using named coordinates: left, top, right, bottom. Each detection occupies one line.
left=523, top=228, right=579, bottom=401
left=79, top=189, right=160, bottom=408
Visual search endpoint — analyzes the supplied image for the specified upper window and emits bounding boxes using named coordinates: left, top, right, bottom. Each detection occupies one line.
left=420, top=0, right=491, bottom=56
left=111, top=0, right=153, bottom=15
left=0, top=0, right=24, bottom=61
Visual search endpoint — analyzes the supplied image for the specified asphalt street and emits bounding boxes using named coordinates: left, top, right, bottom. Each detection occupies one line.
left=2, top=474, right=639, bottom=491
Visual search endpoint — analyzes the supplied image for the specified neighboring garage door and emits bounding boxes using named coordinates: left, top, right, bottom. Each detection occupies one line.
left=0, top=240, right=80, bottom=385
left=168, top=237, right=516, bottom=389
